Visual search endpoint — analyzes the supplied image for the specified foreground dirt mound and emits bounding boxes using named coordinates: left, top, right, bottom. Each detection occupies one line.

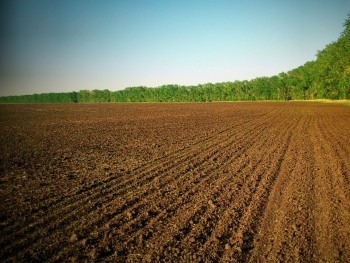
left=0, top=102, right=349, bottom=262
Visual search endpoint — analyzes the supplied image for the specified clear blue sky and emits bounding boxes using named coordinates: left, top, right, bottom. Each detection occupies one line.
left=0, top=0, right=349, bottom=96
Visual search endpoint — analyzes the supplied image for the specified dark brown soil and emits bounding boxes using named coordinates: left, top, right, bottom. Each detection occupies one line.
left=0, top=102, right=349, bottom=262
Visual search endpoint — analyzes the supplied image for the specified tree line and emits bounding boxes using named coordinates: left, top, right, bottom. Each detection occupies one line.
left=1, top=15, right=349, bottom=104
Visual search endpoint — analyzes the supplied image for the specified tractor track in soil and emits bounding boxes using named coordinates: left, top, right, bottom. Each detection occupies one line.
left=0, top=102, right=349, bottom=262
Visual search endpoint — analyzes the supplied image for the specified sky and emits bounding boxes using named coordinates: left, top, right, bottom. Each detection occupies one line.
left=0, top=0, right=349, bottom=96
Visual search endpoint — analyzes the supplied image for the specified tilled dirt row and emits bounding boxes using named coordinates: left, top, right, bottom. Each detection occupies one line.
left=0, top=102, right=349, bottom=262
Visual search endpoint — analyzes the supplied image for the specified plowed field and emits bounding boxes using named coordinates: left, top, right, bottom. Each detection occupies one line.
left=0, top=102, right=349, bottom=262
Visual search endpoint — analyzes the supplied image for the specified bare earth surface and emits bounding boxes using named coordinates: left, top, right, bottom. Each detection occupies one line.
left=0, top=102, right=349, bottom=262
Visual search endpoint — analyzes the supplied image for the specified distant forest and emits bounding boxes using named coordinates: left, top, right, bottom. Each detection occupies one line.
left=1, top=15, right=349, bottom=103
